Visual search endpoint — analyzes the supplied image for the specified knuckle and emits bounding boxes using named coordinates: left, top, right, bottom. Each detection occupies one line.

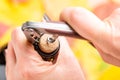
left=101, top=55, right=108, bottom=63
left=100, top=53, right=115, bottom=65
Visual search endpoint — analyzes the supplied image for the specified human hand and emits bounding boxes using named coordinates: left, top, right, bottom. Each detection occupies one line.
left=5, top=27, right=85, bottom=80
left=60, top=7, right=120, bottom=67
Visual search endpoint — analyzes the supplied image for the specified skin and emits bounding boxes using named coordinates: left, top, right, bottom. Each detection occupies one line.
left=6, top=7, right=120, bottom=80
left=5, top=28, right=85, bottom=80
left=60, top=7, right=120, bottom=67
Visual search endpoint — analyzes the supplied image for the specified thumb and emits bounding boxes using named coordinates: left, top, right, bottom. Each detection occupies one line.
left=60, top=7, right=106, bottom=43
left=11, top=27, right=43, bottom=61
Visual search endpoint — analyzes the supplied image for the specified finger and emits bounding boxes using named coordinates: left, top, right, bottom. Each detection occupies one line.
left=60, top=7, right=106, bottom=43
left=96, top=46, right=120, bottom=67
left=57, top=37, right=80, bottom=65
left=104, top=8, right=120, bottom=45
left=101, top=52, right=120, bottom=67
left=56, top=37, right=85, bottom=79
left=103, top=8, right=120, bottom=62
left=11, top=27, right=43, bottom=61
left=5, top=41, right=16, bottom=67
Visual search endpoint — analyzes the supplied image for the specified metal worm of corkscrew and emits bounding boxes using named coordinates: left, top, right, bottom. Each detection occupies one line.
left=47, top=35, right=58, bottom=43
left=43, top=14, right=58, bottom=43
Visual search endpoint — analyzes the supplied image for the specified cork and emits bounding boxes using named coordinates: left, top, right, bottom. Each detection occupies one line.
left=39, top=34, right=59, bottom=53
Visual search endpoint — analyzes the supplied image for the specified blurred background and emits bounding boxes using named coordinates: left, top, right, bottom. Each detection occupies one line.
left=0, top=0, right=120, bottom=80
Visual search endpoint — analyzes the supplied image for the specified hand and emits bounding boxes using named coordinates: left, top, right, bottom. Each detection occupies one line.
left=5, top=27, right=85, bottom=80
left=60, top=7, right=120, bottom=67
